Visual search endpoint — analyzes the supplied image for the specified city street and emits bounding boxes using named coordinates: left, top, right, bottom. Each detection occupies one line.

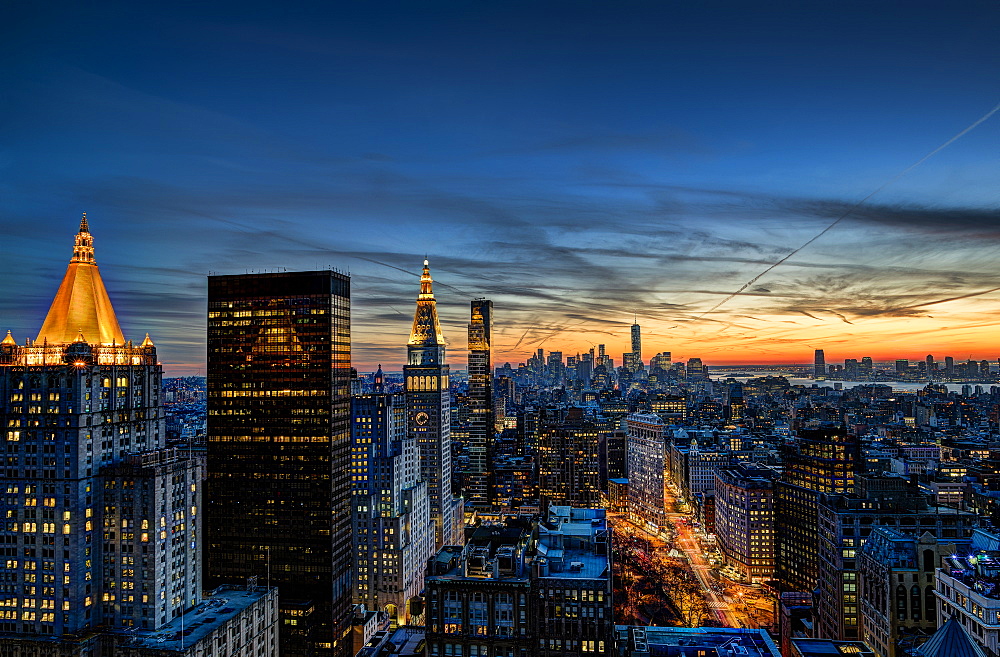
left=610, top=489, right=776, bottom=631
left=667, top=512, right=742, bottom=627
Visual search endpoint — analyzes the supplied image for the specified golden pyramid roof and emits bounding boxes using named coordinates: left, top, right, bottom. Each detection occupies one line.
left=35, top=214, right=126, bottom=346
left=408, top=259, right=446, bottom=346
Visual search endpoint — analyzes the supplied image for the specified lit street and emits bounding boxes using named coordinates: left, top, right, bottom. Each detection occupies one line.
left=610, top=485, right=776, bottom=631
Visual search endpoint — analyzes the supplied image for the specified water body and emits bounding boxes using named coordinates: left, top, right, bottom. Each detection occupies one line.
left=719, top=375, right=991, bottom=394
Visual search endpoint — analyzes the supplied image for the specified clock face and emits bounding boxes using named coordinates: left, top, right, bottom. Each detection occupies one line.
left=415, top=411, right=430, bottom=426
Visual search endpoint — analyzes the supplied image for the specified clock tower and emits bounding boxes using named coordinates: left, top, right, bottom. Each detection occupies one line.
left=404, top=260, right=460, bottom=548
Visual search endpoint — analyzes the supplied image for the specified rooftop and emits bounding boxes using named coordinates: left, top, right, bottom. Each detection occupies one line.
left=616, top=625, right=781, bottom=657
left=537, top=507, right=610, bottom=580
left=790, top=638, right=876, bottom=656
left=357, top=626, right=426, bottom=657
left=939, top=528, right=1000, bottom=600
left=120, top=586, right=274, bottom=651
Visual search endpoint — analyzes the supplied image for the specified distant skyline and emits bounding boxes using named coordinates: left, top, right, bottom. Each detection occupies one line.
left=2, top=2, right=999, bottom=375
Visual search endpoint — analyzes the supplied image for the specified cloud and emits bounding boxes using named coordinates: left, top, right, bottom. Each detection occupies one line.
left=5, top=86, right=1000, bottom=374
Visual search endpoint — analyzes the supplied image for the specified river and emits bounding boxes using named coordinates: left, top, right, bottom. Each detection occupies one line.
left=716, top=374, right=993, bottom=394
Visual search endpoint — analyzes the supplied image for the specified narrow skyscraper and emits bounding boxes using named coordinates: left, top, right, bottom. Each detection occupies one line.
left=465, top=298, right=493, bottom=509
left=206, top=270, right=352, bottom=657
left=630, top=317, right=642, bottom=369
left=405, top=261, right=462, bottom=548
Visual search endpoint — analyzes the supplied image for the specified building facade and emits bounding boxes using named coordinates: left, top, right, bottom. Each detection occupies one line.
left=714, top=463, right=776, bottom=583
left=537, top=410, right=602, bottom=511
left=206, top=270, right=353, bottom=657
left=351, top=366, right=432, bottom=627
left=815, top=474, right=979, bottom=642
left=934, top=528, right=1000, bottom=657
left=858, top=527, right=957, bottom=657
left=624, top=413, right=667, bottom=532
left=0, top=217, right=170, bottom=640
left=776, top=427, right=861, bottom=594
left=424, top=507, right=613, bottom=657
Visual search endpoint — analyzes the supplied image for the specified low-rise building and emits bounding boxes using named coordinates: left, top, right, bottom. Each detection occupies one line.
left=114, top=585, right=279, bottom=657
left=615, top=625, right=780, bottom=657
left=789, top=638, right=876, bottom=657
left=607, top=479, right=628, bottom=514
left=424, top=508, right=613, bottom=657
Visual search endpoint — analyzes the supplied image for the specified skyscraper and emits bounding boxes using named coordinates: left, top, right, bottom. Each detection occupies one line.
left=630, top=318, right=642, bottom=369
left=686, top=357, right=706, bottom=381
left=206, top=270, right=352, bottom=657
left=351, top=366, right=431, bottom=627
left=0, top=218, right=205, bottom=644
left=465, top=298, right=493, bottom=509
left=814, top=349, right=826, bottom=379
left=405, top=261, right=461, bottom=548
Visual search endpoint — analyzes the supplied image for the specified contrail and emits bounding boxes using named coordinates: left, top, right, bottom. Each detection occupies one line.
left=513, top=326, right=533, bottom=349
left=696, top=99, right=1000, bottom=319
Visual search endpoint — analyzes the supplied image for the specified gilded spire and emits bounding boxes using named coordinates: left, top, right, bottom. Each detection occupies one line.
left=1, top=330, right=15, bottom=346
left=408, top=259, right=446, bottom=346
left=419, top=259, right=434, bottom=298
left=72, top=213, right=95, bottom=263
left=35, top=216, right=126, bottom=346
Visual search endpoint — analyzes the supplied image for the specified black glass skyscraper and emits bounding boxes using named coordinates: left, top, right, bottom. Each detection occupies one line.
left=465, top=298, right=493, bottom=509
left=205, top=271, right=351, bottom=657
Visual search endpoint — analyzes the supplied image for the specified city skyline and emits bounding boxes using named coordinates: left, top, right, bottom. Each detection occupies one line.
left=3, top=2, right=999, bottom=373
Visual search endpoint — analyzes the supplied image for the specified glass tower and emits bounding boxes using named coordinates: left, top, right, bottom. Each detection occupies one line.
left=206, top=271, right=351, bottom=657
left=465, top=298, right=493, bottom=509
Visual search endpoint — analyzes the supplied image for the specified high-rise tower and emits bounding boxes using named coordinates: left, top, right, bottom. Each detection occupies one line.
left=630, top=319, right=642, bottom=370
left=404, top=261, right=461, bottom=548
left=206, top=270, right=352, bottom=657
left=465, top=298, right=493, bottom=509
left=0, top=217, right=197, bottom=640
left=814, top=349, right=826, bottom=379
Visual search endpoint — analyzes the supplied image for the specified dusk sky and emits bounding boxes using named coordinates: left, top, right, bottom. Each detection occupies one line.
left=2, top=1, right=999, bottom=375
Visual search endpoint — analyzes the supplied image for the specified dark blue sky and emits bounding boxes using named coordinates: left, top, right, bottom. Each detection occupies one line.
left=3, top=1, right=999, bottom=372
